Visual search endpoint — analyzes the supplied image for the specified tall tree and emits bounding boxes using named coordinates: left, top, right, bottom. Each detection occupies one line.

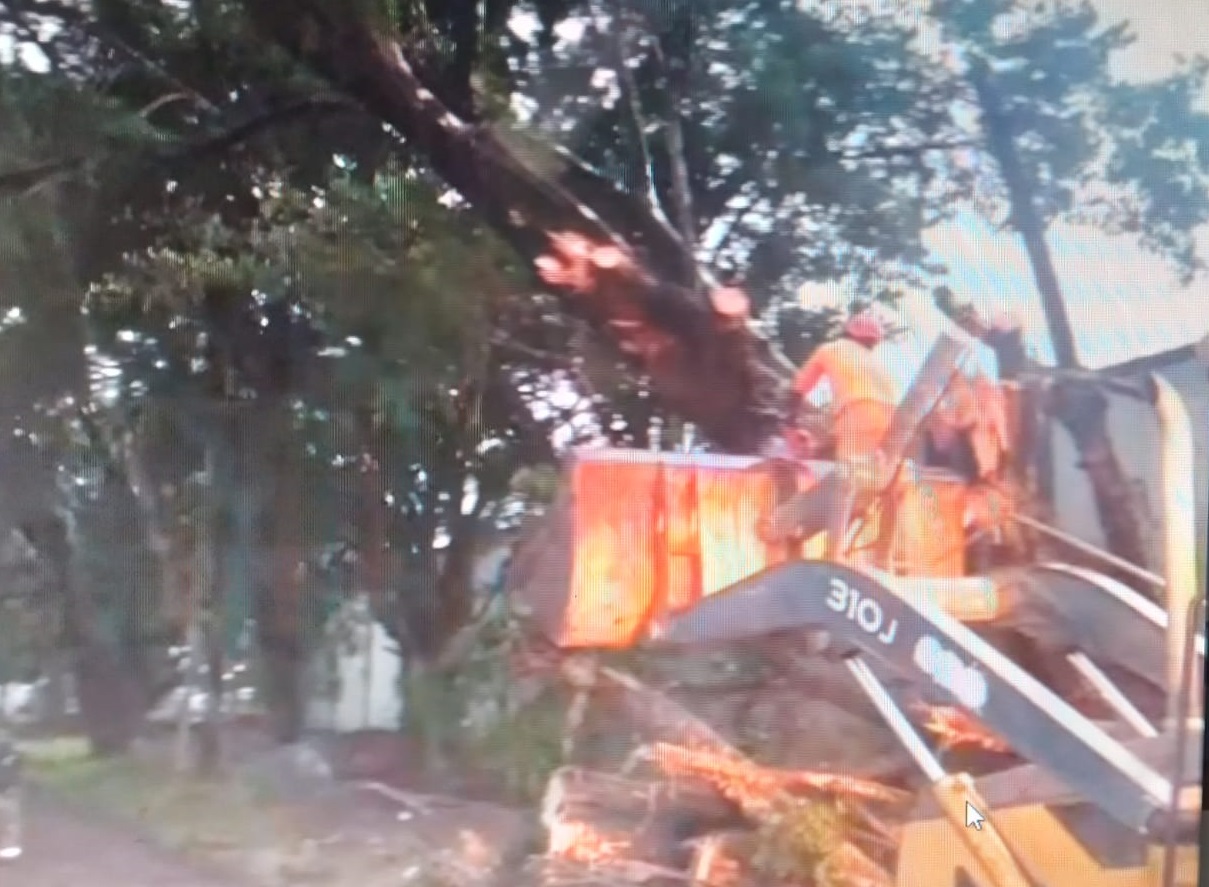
left=930, top=0, right=1209, bottom=569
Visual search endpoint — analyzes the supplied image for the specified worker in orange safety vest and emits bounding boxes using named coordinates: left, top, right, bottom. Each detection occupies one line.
left=790, top=310, right=899, bottom=461
left=762, top=311, right=901, bottom=555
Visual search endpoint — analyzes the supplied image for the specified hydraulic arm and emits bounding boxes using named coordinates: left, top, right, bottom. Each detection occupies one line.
left=650, top=560, right=1185, bottom=835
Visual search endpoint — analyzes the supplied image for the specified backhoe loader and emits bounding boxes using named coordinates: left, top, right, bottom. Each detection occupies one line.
left=510, top=333, right=1205, bottom=887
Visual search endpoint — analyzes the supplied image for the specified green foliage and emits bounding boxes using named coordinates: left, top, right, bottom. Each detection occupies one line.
left=2, top=0, right=1207, bottom=735
left=529, top=0, right=950, bottom=298
left=402, top=605, right=567, bottom=803
left=751, top=797, right=849, bottom=885
left=467, top=686, right=566, bottom=803
left=934, top=0, right=1209, bottom=278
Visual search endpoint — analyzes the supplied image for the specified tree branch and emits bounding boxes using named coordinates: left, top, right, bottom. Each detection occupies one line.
left=238, top=0, right=795, bottom=452
left=839, top=138, right=978, bottom=162
left=604, top=7, right=674, bottom=237
left=154, top=95, right=360, bottom=165
left=3, top=0, right=223, bottom=114
left=0, top=95, right=359, bottom=198
left=653, top=20, right=699, bottom=287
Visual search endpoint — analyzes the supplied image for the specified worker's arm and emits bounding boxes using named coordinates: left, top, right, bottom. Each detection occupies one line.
left=793, top=350, right=829, bottom=400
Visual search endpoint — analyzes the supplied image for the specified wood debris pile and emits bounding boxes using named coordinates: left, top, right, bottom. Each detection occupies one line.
left=530, top=665, right=935, bottom=887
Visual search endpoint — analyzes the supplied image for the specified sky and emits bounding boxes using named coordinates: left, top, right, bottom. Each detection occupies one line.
left=519, top=1, right=1209, bottom=397
left=798, top=0, right=1209, bottom=393
left=5, top=2, right=1208, bottom=403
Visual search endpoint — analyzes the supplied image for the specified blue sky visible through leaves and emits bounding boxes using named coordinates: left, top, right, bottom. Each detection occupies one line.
left=5, top=1, right=1208, bottom=410
left=505, top=2, right=1209, bottom=398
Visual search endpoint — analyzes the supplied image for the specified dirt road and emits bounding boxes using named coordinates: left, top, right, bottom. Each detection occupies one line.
left=11, top=795, right=245, bottom=887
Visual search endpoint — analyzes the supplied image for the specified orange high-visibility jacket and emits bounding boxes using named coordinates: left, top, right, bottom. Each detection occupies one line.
left=794, top=339, right=898, bottom=459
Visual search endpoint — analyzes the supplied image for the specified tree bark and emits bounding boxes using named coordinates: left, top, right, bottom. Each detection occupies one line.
left=968, top=58, right=1079, bottom=370
left=202, top=286, right=308, bottom=743
left=252, top=400, right=306, bottom=743
left=194, top=440, right=227, bottom=776
left=1046, top=380, right=1152, bottom=580
left=935, top=294, right=1152, bottom=578
left=238, top=1, right=793, bottom=453
left=20, top=514, right=143, bottom=755
left=970, top=57, right=1150, bottom=574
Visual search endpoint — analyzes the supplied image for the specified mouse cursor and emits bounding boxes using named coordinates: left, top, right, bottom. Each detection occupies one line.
left=965, top=801, right=985, bottom=831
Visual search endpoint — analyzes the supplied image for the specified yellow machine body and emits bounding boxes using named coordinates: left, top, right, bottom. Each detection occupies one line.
left=897, top=782, right=1201, bottom=887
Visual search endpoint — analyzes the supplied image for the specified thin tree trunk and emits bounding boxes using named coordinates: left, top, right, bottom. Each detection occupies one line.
left=175, top=596, right=200, bottom=774
left=356, top=404, right=397, bottom=643
left=655, top=16, right=699, bottom=288
left=194, top=440, right=226, bottom=776
left=968, top=58, right=1149, bottom=573
left=969, top=58, right=1079, bottom=370
left=253, top=401, right=307, bottom=743
left=201, top=285, right=308, bottom=745
left=22, top=514, right=143, bottom=756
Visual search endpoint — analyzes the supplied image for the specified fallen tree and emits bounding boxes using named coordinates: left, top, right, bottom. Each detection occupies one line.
left=237, top=1, right=794, bottom=454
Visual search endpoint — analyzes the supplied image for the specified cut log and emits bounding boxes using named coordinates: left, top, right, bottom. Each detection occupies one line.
left=709, top=287, right=751, bottom=325
left=637, top=743, right=910, bottom=821
left=541, top=767, right=743, bottom=869
left=687, top=831, right=757, bottom=887
left=597, top=667, right=745, bottom=760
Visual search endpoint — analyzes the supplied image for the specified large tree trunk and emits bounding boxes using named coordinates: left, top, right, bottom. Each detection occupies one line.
left=203, top=286, right=309, bottom=744
left=968, top=59, right=1150, bottom=575
left=21, top=514, right=144, bottom=755
left=251, top=401, right=306, bottom=743
left=239, top=1, right=793, bottom=453
left=1046, top=380, right=1152, bottom=577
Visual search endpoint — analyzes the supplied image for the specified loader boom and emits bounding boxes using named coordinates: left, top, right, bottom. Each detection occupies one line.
left=650, top=560, right=1182, bottom=834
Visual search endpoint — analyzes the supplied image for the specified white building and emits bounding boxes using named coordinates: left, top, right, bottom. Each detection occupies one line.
left=881, top=211, right=1209, bottom=580
left=302, top=531, right=517, bottom=734
left=1048, top=344, right=1209, bottom=576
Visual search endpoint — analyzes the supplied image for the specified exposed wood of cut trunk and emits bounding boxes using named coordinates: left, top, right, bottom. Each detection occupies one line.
left=687, top=831, right=757, bottom=887
left=936, top=295, right=1152, bottom=585
left=240, top=1, right=793, bottom=453
left=541, top=766, right=741, bottom=870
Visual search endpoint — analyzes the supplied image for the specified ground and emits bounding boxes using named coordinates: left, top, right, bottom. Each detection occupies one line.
left=17, top=794, right=243, bottom=886
left=16, top=735, right=537, bottom=887
left=7, top=656, right=913, bottom=887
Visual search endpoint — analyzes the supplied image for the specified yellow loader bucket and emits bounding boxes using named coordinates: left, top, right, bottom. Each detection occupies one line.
left=507, top=448, right=824, bottom=649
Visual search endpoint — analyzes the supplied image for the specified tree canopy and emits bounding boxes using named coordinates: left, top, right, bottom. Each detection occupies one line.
left=0, top=0, right=1206, bottom=751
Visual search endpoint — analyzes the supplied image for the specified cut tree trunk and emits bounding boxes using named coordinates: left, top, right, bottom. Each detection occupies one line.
left=935, top=295, right=1151, bottom=581
left=541, top=766, right=741, bottom=870
left=688, top=831, right=758, bottom=887
left=240, top=0, right=794, bottom=454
